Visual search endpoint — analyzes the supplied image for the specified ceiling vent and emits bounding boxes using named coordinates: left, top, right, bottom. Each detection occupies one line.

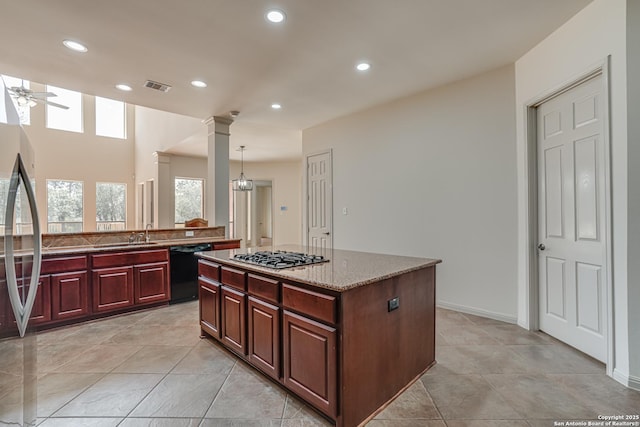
left=143, top=80, right=172, bottom=92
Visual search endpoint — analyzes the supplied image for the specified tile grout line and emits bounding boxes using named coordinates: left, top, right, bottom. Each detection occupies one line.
left=116, top=329, right=204, bottom=423
left=198, top=356, right=239, bottom=425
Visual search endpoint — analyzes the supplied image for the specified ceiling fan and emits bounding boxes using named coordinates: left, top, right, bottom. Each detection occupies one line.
left=7, top=80, right=69, bottom=110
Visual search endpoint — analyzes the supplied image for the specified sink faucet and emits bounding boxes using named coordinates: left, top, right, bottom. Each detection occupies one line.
left=145, top=224, right=153, bottom=243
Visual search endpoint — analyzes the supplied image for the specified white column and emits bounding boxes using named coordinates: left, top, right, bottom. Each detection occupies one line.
left=154, top=151, right=172, bottom=229
left=205, top=116, right=233, bottom=236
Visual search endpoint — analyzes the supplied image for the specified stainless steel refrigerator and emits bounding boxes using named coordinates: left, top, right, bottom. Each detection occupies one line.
left=0, top=76, right=42, bottom=426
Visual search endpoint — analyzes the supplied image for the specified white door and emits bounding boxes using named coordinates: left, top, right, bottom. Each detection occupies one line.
left=307, top=151, right=332, bottom=251
left=537, top=74, right=607, bottom=362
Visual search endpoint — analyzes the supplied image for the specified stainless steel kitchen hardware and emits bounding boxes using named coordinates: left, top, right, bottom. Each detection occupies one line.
left=4, top=153, right=42, bottom=338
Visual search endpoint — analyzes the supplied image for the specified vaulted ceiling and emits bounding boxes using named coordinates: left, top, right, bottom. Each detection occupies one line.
left=0, top=0, right=591, bottom=160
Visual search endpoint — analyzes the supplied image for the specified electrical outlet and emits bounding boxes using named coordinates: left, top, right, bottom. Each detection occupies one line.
left=343, top=207, right=348, bottom=215
left=388, top=297, right=399, bottom=312
left=185, top=230, right=194, bottom=237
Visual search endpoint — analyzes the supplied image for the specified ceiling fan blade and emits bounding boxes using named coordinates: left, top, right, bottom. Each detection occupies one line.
left=30, top=92, right=57, bottom=98
left=36, top=99, right=69, bottom=110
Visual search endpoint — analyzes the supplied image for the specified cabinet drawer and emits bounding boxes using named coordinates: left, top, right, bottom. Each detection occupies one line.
left=248, top=274, right=279, bottom=304
left=221, top=266, right=246, bottom=291
left=42, top=256, right=88, bottom=275
left=213, top=241, right=240, bottom=250
left=91, top=249, right=168, bottom=269
left=282, top=284, right=337, bottom=325
left=198, top=260, right=220, bottom=282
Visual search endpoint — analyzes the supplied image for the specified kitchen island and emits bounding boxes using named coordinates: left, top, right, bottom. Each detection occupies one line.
left=196, top=245, right=441, bottom=427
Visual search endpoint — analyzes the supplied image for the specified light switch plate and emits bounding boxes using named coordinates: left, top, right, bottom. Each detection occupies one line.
left=185, top=230, right=194, bottom=237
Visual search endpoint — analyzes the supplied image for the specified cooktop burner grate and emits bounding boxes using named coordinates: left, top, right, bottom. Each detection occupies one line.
left=232, top=251, right=328, bottom=269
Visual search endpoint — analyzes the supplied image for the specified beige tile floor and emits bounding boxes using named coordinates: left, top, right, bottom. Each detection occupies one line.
left=1, top=302, right=639, bottom=426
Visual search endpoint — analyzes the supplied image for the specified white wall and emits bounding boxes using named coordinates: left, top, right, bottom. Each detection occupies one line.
left=303, top=65, right=518, bottom=321
left=514, top=0, right=633, bottom=385
left=626, top=0, right=640, bottom=388
left=23, top=83, right=136, bottom=232
left=230, top=160, right=302, bottom=246
left=134, top=106, right=207, bottom=228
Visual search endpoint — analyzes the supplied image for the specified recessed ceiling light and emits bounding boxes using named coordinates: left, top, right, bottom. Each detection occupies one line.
left=115, top=84, right=132, bottom=92
left=271, top=103, right=282, bottom=110
left=191, top=80, right=207, bottom=88
left=356, top=62, right=371, bottom=72
left=266, top=9, right=286, bottom=23
left=63, top=39, right=88, bottom=53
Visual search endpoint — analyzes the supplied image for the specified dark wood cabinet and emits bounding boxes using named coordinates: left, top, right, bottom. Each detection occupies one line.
left=92, top=266, right=134, bottom=312
left=1, top=255, right=89, bottom=335
left=135, top=262, right=169, bottom=304
left=212, top=241, right=241, bottom=250
left=91, top=249, right=170, bottom=313
left=18, top=276, right=51, bottom=325
left=199, top=278, right=220, bottom=338
left=220, top=286, right=246, bottom=355
left=197, top=254, right=437, bottom=427
left=283, top=309, right=337, bottom=418
left=51, top=271, right=89, bottom=320
left=248, top=296, right=280, bottom=380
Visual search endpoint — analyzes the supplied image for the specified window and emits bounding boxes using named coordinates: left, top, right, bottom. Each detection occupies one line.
left=47, top=180, right=83, bottom=233
left=96, top=182, right=126, bottom=231
left=46, top=85, right=82, bottom=133
left=95, top=96, right=126, bottom=139
left=1, top=75, right=31, bottom=125
left=175, top=178, right=204, bottom=227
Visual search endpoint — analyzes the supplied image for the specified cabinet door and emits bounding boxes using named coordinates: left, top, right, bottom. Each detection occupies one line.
left=92, top=266, right=134, bottom=313
left=135, top=262, right=169, bottom=304
left=248, top=297, right=280, bottom=380
left=51, top=271, right=89, bottom=320
left=199, top=278, right=220, bottom=339
left=283, top=310, right=337, bottom=418
left=0, top=279, right=7, bottom=332
left=221, top=286, right=246, bottom=355
left=6, top=276, right=52, bottom=327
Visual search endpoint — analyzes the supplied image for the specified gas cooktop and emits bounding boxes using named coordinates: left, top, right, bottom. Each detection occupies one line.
left=232, top=250, right=328, bottom=269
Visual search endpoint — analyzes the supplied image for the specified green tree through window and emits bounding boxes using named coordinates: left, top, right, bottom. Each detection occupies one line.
left=175, top=178, right=204, bottom=226
left=96, top=182, right=126, bottom=231
left=47, top=180, right=83, bottom=233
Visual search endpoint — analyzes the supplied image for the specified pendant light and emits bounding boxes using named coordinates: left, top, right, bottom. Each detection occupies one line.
left=232, top=145, right=253, bottom=191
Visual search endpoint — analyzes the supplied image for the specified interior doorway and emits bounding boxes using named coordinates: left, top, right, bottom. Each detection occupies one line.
left=230, top=179, right=273, bottom=247
left=306, top=150, right=332, bottom=252
left=525, top=63, right=613, bottom=369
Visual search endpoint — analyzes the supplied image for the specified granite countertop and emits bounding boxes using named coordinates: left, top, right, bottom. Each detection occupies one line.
left=196, top=244, right=441, bottom=292
left=1, top=237, right=241, bottom=258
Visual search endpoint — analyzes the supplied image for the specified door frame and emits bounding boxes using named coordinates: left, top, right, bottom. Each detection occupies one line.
left=523, top=57, right=614, bottom=374
left=303, top=149, right=333, bottom=249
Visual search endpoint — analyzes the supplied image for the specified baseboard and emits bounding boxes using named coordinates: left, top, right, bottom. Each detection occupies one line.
left=612, top=368, right=640, bottom=391
left=436, top=301, right=517, bottom=324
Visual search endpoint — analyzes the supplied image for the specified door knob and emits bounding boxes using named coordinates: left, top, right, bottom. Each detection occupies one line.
left=537, top=244, right=546, bottom=251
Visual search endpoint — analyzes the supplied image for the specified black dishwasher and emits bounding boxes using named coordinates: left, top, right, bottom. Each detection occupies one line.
left=169, top=243, right=211, bottom=304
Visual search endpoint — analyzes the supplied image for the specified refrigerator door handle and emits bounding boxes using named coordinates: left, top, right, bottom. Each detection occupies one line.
left=4, top=153, right=42, bottom=337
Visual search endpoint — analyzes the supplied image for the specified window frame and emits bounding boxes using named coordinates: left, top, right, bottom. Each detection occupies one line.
left=46, top=179, right=84, bottom=233
left=174, top=177, right=205, bottom=227
left=96, top=182, right=127, bottom=231
left=95, top=96, right=126, bottom=139
left=45, top=85, right=83, bottom=133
